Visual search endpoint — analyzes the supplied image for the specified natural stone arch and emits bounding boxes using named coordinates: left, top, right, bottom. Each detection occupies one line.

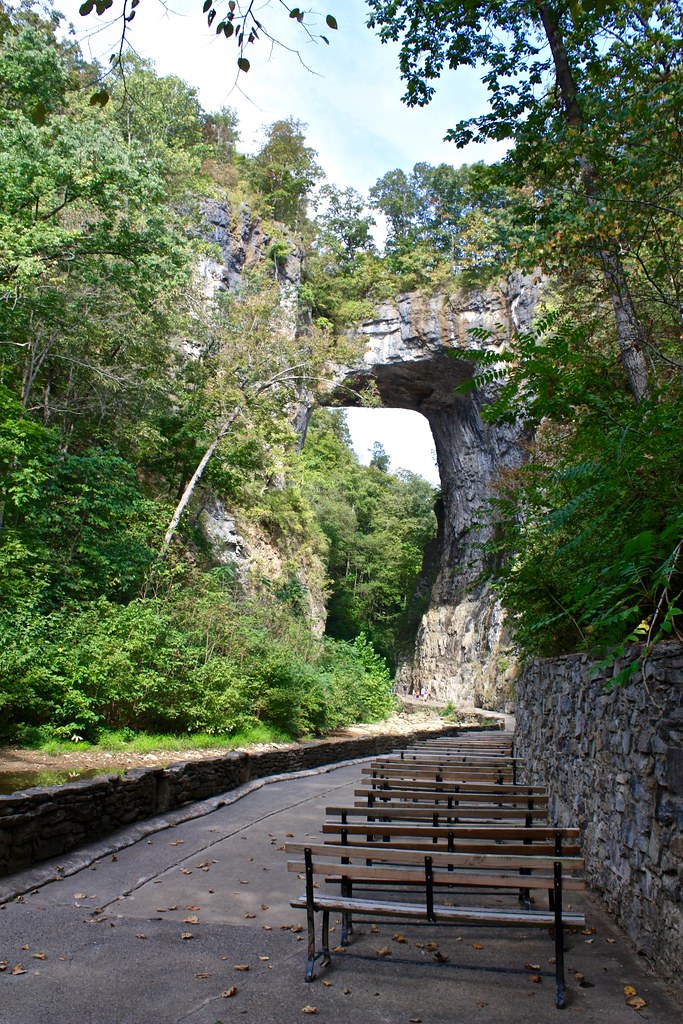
left=319, top=275, right=540, bottom=708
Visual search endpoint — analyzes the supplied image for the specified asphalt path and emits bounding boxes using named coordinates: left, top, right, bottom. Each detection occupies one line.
left=0, top=759, right=679, bottom=1024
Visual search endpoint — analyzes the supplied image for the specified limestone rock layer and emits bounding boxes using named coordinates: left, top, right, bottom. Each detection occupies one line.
left=325, top=273, right=540, bottom=707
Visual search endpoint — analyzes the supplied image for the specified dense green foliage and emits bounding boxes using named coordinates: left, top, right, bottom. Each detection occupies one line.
left=459, top=316, right=682, bottom=678
left=5, top=0, right=680, bottom=746
left=363, top=0, right=683, bottom=674
left=0, top=3, right=414, bottom=745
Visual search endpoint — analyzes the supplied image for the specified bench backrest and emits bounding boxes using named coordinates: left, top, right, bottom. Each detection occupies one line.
left=286, top=843, right=585, bottom=891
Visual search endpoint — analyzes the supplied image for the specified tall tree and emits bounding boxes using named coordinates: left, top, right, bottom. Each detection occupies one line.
left=249, top=117, right=323, bottom=230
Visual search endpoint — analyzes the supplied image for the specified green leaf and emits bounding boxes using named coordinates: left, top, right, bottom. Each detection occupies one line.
left=223, top=22, right=234, bottom=37
left=79, top=0, right=95, bottom=14
left=237, top=57, right=250, bottom=72
left=202, top=0, right=211, bottom=12
left=325, top=14, right=338, bottom=30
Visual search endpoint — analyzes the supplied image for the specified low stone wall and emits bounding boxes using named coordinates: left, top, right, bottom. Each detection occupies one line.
left=0, top=725, right=460, bottom=879
left=514, top=642, right=683, bottom=986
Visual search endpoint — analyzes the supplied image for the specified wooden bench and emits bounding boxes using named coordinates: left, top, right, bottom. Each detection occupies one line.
left=354, top=789, right=547, bottom=824
left=401, top=737, right=513, bottom=752
left=287, top=834, right=585, bottom=1009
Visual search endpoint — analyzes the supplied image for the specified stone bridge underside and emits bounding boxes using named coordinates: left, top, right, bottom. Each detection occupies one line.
left=321, top=276, right=539, bottom=708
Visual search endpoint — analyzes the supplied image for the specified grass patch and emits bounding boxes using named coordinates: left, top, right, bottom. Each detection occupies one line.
left=15, top=724, right=295, bottom=756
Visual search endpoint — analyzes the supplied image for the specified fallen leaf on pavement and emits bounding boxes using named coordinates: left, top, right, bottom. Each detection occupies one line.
left=471, top=942, right=484, bottom=950
left=377, top=946, right=391, bottom=957
left=528, top=975, right=542, bottom=984
left=624, top=986, right=637, bottom=997
left=222, top=987, right=237, bottom=998
left=302, top=1007, right=318, bottom=1014
left=181, top=933, right=193, bottom=940
left=626, top=996, right=647, bottom=1010
left=195, top=973, right=211, bottom=979
left=234, top=964, right=250, bottom=971
left=135, top=934, right=147, bottom=940
left=11, top=966, right=27, bottom=976
left=32, top=953, right=46, bottom=960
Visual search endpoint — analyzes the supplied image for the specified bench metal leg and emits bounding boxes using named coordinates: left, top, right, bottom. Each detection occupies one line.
left=304, top=847, right=331, bottom=982
left=305, top=898, right=317, bottom=981
left=340, top=873, right=353, bottom=945
left=321, top=909, right=331, bottom=967
left=553, top=860, right=566, bottom=1009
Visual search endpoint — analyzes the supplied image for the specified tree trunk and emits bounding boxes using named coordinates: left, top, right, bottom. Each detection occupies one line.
left=159, top=407, right=241, bottom=557
left=537, top=2, right=650, bottom=401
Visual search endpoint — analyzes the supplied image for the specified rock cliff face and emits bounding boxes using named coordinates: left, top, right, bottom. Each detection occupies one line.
left=196, top=199, right=539, bottom=706
left=193, top=201, right=326, bottom=634
left=325, top=274, right=540, bottom=706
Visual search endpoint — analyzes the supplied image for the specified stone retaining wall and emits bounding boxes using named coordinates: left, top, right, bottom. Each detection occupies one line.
left=0, top=725, right=461, bottom=879
left=514, top=642, right=683, bottom=986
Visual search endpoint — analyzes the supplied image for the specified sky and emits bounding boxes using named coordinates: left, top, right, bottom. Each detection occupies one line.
left=56, top=0, right=503, bottom=486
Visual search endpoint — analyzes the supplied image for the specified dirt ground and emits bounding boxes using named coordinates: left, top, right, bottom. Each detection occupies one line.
left=0, top=707, right=497, bottom=775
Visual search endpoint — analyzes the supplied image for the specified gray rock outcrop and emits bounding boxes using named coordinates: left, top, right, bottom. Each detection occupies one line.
left=196, top=199, right=540, bottom=706
left=323, top=273, right=540, bottom=706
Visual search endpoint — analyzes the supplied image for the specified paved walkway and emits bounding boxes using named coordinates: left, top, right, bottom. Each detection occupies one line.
left=0, top=760, right=679, bottom=1024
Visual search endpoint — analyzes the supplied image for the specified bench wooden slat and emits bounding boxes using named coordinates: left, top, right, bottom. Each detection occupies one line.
left=287, top=859, right=586, bottom=891
left=290, top=895, right=585, bottom=928
left=325, top=809, right=580, bottom=837
left=287, top=842, right=584, bottom=874
left=323, top=837, right=581, bottom=857
left=364, top=765, right=519, bottom=777
left=358, top=785, right=548, bottom=805
left=354, top=801, right=547, bottom=821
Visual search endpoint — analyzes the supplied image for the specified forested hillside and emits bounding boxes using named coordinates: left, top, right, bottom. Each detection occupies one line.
left=1, top=0, right=681, bottom=755
left=0, top=2, right=438, bottom=746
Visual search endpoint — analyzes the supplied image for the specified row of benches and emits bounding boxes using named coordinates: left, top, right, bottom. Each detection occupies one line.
left=287, top=730, right=586, bottom=1009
